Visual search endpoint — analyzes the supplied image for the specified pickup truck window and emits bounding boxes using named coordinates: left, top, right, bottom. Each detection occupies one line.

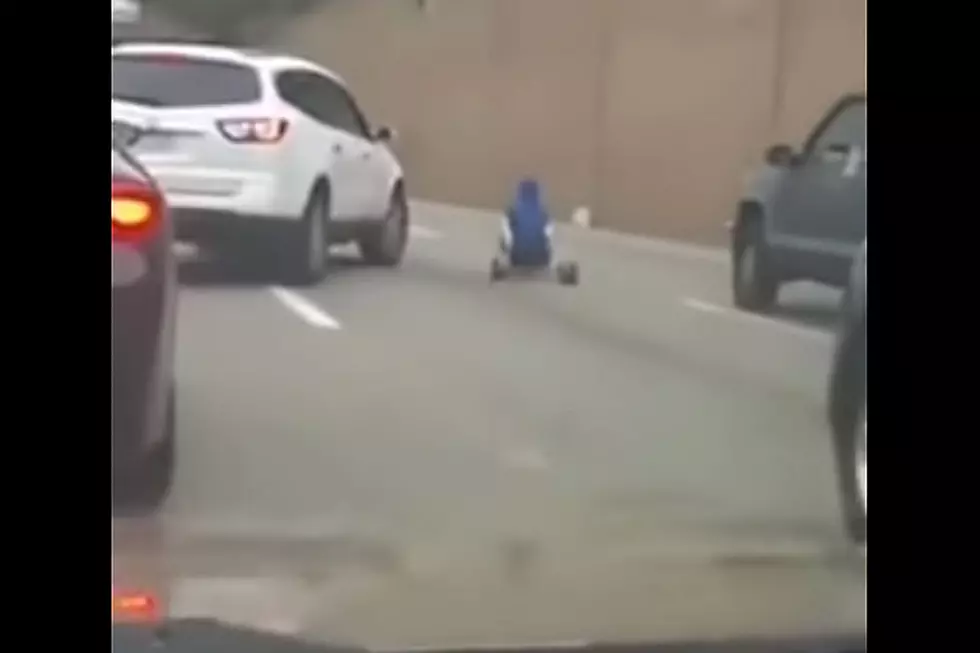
left=808, top=101, right=866, bottom=156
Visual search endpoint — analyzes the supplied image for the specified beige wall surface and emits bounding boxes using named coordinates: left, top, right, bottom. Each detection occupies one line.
left=276, top=0, right=865, bottom=244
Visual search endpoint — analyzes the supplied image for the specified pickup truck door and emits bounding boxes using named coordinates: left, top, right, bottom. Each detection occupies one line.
left=806, top=100, right=866, bottom=257
left=768, top=97, right=866, bottom=284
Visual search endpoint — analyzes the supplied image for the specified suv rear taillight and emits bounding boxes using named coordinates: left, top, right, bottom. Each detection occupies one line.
left=216, top=118, right=289, bottom=144
left=112, top=178, right=162, bottom=242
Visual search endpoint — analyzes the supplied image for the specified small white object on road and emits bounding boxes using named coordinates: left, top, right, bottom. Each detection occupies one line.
left=571, top=206, right=592, bottom=229
left=681, top=297, right=831, bottom=342
left=270, top=287, right=342, bottom=330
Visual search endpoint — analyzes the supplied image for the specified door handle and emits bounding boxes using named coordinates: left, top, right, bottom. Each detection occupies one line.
left=819, top=150, right=845, bottom=164
left=819, top=143, right=852, bottom=165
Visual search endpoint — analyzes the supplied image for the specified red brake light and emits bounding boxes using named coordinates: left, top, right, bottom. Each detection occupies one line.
left=112, top=588, right=161, bottom=623
left=217, top=118, right=289, bottom=144
left=112, top=178, right=161, bottom=242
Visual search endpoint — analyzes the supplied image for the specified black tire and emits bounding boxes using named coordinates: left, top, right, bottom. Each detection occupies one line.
left=835, top=392, right=867, bottom=545
left=732, top=220, right=779, bottom=311
left=283, top=186, right=330, bottom=286
left=490, top=257, right=506, bottom=282
left=133, top=389, right=176, bottom=511
left=359, top=187, right=408, bottom=267
left=557, top=262, right=579, bottom=286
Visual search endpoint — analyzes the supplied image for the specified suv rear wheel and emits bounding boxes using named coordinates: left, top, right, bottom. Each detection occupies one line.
left=835, top=392, right=867, bottom=544
left=284, top=186, right=330, bottom=285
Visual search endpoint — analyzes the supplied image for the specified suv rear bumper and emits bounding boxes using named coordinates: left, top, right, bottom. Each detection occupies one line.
left=144, top=164, right=303, bottom=221
left=173, top=209, right=293, bottom=244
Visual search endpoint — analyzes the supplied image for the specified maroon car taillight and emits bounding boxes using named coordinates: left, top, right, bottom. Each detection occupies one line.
left=112, top=177, right=162, bottom=243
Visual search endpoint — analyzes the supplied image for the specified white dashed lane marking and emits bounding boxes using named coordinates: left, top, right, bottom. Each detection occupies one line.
left=682, top=297, right=831, bottom=342
left=270, top=287, right=342, bottom=330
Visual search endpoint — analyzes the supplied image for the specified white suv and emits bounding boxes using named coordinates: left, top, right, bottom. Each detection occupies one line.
left=111, top=41, right=409, bottom=284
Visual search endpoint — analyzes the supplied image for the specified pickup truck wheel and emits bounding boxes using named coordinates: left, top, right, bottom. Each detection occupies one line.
left=732, top=222, right=779, bottom=311
left=359, top=188, right=408, bottom=267
left=835, top=393, right=867, bottom=545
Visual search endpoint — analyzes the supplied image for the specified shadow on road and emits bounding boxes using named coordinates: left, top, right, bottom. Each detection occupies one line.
left=177, top=248, right=370, bottom=288
left=770, top=302, right=840, bottom=332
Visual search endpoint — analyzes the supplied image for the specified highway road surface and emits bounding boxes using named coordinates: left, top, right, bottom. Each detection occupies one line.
left=112, top=201, right=866, bottom=648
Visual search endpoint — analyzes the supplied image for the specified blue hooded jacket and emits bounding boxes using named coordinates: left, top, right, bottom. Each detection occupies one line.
left=506, top=178, right=551, bottom=263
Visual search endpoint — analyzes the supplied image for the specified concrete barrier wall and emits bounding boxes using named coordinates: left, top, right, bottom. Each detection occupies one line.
left=276, top=0, right=865, bottom=244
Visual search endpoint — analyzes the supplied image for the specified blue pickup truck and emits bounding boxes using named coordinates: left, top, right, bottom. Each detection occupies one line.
left=730, top=93, right=866, bottom=312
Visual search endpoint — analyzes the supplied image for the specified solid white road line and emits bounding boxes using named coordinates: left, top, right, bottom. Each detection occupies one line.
left=682, top=296, right=831, bottom=342
left=269, top=287, right=342, bottom=330
left=561, top=223, right=727, bottom=264
left=410, top=198, right=726, bottom=262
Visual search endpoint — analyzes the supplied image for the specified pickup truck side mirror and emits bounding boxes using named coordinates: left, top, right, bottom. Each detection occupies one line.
left=373, top=125, right=396, bottom=142
left=764, top=143, right=796, bottom=167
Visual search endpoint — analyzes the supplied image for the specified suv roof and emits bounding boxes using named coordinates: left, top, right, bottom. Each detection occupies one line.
left=111, top=41, right=346, bottom=85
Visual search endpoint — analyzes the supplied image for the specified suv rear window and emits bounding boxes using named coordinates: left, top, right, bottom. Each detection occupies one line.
left=112, top=54, right=262, bottom=108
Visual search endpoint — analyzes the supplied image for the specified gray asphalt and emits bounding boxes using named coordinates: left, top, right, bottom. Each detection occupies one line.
left=112, top=201, right=865, bottom=648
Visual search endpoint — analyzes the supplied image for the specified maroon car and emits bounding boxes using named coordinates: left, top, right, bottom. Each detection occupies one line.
left=112, top=132, right=178, bottom=509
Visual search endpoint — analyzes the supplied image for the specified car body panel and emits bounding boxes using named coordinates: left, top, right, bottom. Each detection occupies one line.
left=112, top=143, right=177, bottom=470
